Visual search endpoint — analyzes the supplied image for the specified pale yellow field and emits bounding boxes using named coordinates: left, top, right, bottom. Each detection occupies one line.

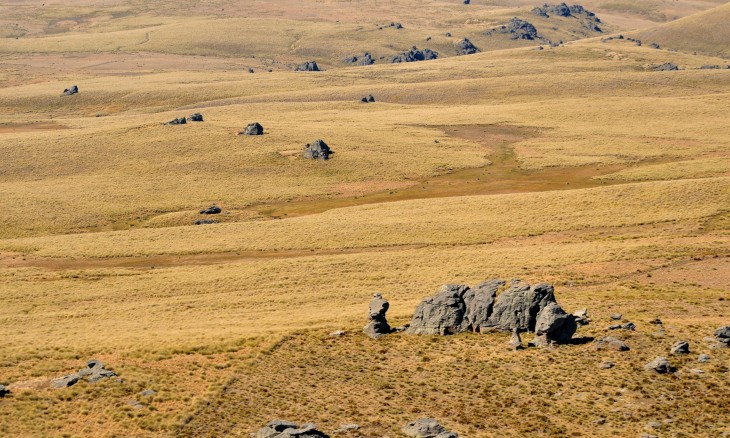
left=0, top=0, right=729, bottom=437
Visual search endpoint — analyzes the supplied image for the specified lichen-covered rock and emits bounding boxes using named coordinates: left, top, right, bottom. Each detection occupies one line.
left=407, top=284, right=468, bottom=335
left=486, top=280, right=555, bottom=332
left=461, top=279, right=504, bottom=332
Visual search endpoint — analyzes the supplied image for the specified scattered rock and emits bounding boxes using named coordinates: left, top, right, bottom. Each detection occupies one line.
left=345, top=52, right=375, bottom=66
left=390, top=46, right=439, bottom=63
left=248, top=68, right=255, bottom=73
left=653, top=63, right=678, bottom=71
left=194, top=219, right=218, bottom=225
left=622, top=322, right=636, bottom=331
left=699, top=65, right=730, bottom=70
left=595, top=336, right=629, bottom=351
left=255, top=420, right=330, bottom=438
left=670, top=340, right=690, bottom=355
left=165, top=117, right=186, bottom=125
left=610, top=313, right=622, bottom=320
left=593, top=417, right=606, bottom=425
left=199, top=205, right=221, bottom=215
left=698, top=354, right=710, bottom=363
left=573, top=308, right=590, bottom=325
left=240, top=122, right=264, bottom=136
left=531, top=3, right=602, bottom=32
left=486, top=280, right=555, bottom=332
left=361, top=94, right=376, bottom=103
left=62, top=85, right=78, bottom=96
left=445, top=32, right=452, bottom=37
left=390, top=22, right=404, bottom=29
left=333, top=424, right=359, bottom=434
left=402, top=418, right=458, bottom=438
left=509, top=329, right=523, bottom=350
left=599, top=361, right=615, bottom=369
left=644, top=356, right=676, bottom=374
left=363, top=293, right=391, bottom=338
left=303, top=139, right=333, bottom=160
left=188, top=113, right=204, bottom=122
left=456, top=38, right=479, bottom=55
left=129, top=400, right=144, bottom=409
left=650, top=42, right=660, bottom=49
left=329, top=330, right=346, bottom=337
left=714, top=326, right=730, bottom=348
left=51, top=360, right=118, bottom=388
left=0, top=385, right=9, bottom=397
left=649, top=318, right=663, bottom=325
left=140, top=389, right=157, bottom=396
left=296, top=61, right=321, bottom=72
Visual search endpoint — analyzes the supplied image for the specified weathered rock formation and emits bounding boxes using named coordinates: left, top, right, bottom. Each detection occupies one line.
left=51, top=360, right=118, bottom=389
left=303, top=139, right=333, bottom=160
left=363, top=293, right=391, bottom=338
left=406, top=279, right=578, bottom=345
left=255, top=420, right=330, bottom=438
left=188, top=113, right=204, bottom=122
left=654, top=62, right=678, bottom=71
left=490, top=18, right=540, bottom=40
left=456, top=38, right=479, bottom=55
left=361, top=94, right=376, bottom=103
left=402, top=418, right=458, bottom=438
left=390, top=46, right=438, bottom=63
left=240, top=122, right=264, bottom=135
left=296, top=61, right=321, bottom=72
left=62, top=85, right=78, bottom=96
left=594, top=336, right=629, bottom=351
left=531, top=3, right=602, bottom=32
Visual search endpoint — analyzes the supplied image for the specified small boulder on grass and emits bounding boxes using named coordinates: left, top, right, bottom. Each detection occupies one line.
left=303, top=139, right=333, bottom=160
left=188, top=113, right=203, bottom=122
left=670, top=340, right=690, bottom=355
left=62, top=85, right=78, bottom=96
left=239, top=122, right=264, bottom=136
left=645, top=356, right=676, bottom=374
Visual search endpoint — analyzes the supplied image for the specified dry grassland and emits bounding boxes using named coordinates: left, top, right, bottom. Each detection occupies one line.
left=0, top=0, right=728, bottom=436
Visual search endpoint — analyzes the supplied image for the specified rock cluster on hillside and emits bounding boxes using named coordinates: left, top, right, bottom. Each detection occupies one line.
left=189, top=113, right=204, bottom=122
left=654, top=62, right=679, bottom=71
left=488, top=18, right=540, bottom=40
left=714, top=326, right=730, bottom=348
left=345, top=52, right=375, bottom=66
left=199, top=205, right=221, bottom=215
left=402, top=418, right=458, bottom=438
left=363, top=293, right=391, bottom=338
left=255, top=420, right=329, bottom=438
left=303, top=139, right=333, bottom=160
left=532, top=3, right=602, bottom=32
left=51, top=360, right=118, bottom=388
left=360, top=94, right=375, bottom=103
left=165, top=117, right=187, bottom=125
left=390, top=47, right=439, bottom=63
left=406, top=279, right=579, bottom=345
left=455, top=38, right=479, bottom=55
left=296, top=61, right=321, bottom=72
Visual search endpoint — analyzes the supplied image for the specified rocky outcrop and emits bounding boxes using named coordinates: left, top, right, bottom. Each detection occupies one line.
left=255, top=420, right=329, bottom=438
left=303, top=139, right=333, bottom=160
left=188, top=113, right=204, bottom=122
left=456, top=38, right=479, bottom=55
left=714, top=326, right=730, bottom=348
left=406, top=279, right=578, bottom=344
left=361, top=95, right=375, bottom=103
left=345, top=53, right=375, bottom=66
left=509, top=329, right=523, bottom=350
left=51, top=360, right=118, bottom=389
left=240, top=122, right=264, bottom=135
left=402, top=418, right=458, bottom=438
left=296, top=61, right=321, bottom=72
left=390, top=47, right=438, bottom=63
left=363, top=293, right=391, bottom=338
left=532, top=3, right=602, bottom=32
left=654, top=63, right=678, bottom=71
left=199, top=205, right=221, bottom=215
left=493, top=18, right=540, bottom=40
left=645, top=357, right=675, bottom=374
left=62, top=85, right=78, bottom=96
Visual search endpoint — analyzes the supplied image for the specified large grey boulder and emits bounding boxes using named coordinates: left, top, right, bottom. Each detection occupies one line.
left=363, top=293, right=391, bottom=338
left=462, top=279, right=504, bottom=332
left=240, top=122, right=264, bottom=136
left=486, top=280, right=555, bottom=332
left=303, top=139, right=333, bottom=160
left=402, top=418, right=458, bottom=438
left=670, top=340, right=690, bottom=355
left=492, top=18, right=540, bottom=40
left=62, top=85, right=78, bottom=96
left=188, top=113, right=204, bottom=122
left=531, top=301, right=577, bottom=346
left=390, top=47, right=438, bottom=63
left=51, top=360, right=117, bottom=388
left=645, top=357, right=675, bottom=374
left=407, top=284, right=469, bottom=335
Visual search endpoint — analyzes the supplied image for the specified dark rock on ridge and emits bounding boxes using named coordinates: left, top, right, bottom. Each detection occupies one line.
left=390, top=46, right=438, bottom=63
left=303, top=139, right=333, bottom=160
left=363, top=293, right=391, bottom=338
left=456, top=38, right=479, bottom=55
left=199, top=205, right=221, bottom=215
